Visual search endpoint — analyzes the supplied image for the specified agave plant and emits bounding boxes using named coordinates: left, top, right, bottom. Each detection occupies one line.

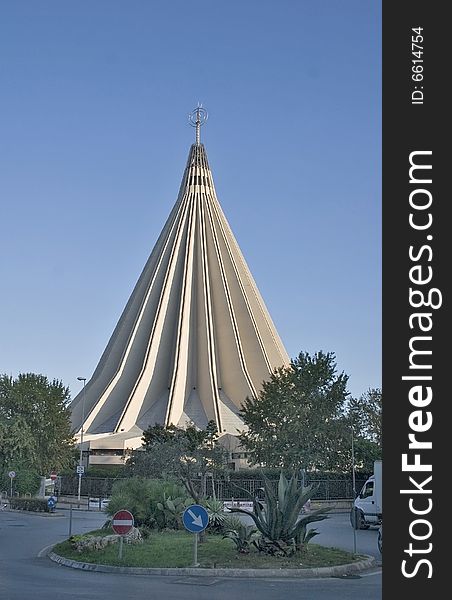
left=223, top=514, right=244, bottom=532
left=223, top=522, right=259, bottom=554
left=228, top=471, right=330, bottom=555
left=204, top=498, right=228, bottom=533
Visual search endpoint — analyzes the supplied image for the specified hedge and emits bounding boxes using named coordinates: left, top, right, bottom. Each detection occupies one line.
left=9, top=497, right=50, bottom=512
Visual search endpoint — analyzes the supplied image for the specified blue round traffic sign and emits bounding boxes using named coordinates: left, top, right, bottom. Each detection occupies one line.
left=182, top=504, right=209, bottom=533
left=47, top=497, right=56, bottom=509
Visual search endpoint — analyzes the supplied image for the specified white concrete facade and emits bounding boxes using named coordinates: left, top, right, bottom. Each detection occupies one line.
left=70, top=139, right=289, bottom=456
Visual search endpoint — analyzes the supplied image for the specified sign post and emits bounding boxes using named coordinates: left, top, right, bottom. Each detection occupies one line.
left=111, top=509, right=134, bottom=560
left=351, top=427, right=357, bottom=555
left=50, top=471, right=57, bottom=496
left=68, top=504, right=73, bottom=537
left=8, top=471, right=16, bottom=498
left=76, top=465, right=84, bottom=507
left=182, top=504, right=209, bottom=567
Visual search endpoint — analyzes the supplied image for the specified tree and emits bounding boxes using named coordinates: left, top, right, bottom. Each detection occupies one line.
left=0, top=373, right=75, bottom=485
left=141, top=422, right=179, bottom=449
left=347, top=388, right=382, bottom=447
left=126, top=420, right=227, bottom=504
left=348, top=388, right=382, bottom=471
left=238, top=351, right=350, bottom=472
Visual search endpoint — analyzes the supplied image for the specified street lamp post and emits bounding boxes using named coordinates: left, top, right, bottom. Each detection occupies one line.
left=77, top=377, right=87, bottom=507
left=351, top=424, right=357, bottom=555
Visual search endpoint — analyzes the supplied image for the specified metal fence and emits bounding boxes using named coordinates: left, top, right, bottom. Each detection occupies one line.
left=59, top=476, right=366, bottom=501
left=204, top=478, right=366, bottom=501
left=59, top=476, right=120, bottom=498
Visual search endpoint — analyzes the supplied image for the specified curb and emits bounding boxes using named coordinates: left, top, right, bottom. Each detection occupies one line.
left=48, top=550, right=376, bottom=579
left=7, top=508, right=64, bottom=518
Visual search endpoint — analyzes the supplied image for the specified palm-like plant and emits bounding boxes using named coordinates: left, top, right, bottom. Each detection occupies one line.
left=223, top=522, right=258, bottom=554
left=228, top=471, right=330, bottom=555
left=106, top=478, right=154, bottom=526
left=204, top=498, right=228, bottom=533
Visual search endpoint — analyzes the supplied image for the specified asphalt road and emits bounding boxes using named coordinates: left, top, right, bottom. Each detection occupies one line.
left=315, top=512, right=381, bottom=559
left=0, top=508, right=381, bottom=600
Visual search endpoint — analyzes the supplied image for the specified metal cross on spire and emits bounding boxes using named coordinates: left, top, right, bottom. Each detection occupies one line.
left=189, top=104, right=208, bottom=145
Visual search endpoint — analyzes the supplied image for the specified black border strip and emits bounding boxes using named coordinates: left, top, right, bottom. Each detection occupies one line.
left=383, top=2, right=447, bottom=595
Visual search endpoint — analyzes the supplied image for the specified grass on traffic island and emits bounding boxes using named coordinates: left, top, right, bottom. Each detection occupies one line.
left=53, top=529, right=362, bottom=570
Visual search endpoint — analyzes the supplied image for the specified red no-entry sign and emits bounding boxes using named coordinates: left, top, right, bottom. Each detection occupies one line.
left=50, top=471, right=57, bottom=481
left=112, top=510, right=134, bottom=535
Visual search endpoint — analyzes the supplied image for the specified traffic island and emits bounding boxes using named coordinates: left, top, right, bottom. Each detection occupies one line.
left=47, top=529, right=377, bottom=578
left=48, top=549, right=376, bottom=578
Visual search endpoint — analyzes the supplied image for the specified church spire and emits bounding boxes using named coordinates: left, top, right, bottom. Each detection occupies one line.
left=70, top=108, right=289, bottom=443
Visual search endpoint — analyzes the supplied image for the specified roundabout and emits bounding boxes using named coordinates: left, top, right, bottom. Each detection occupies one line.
left=0, top=508, right=382, bottom=600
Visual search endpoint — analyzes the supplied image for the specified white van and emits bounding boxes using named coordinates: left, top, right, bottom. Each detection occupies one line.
left=350, top=460, right=382, bottom=529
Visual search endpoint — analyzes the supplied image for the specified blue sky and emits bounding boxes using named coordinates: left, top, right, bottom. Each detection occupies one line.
left=0, top=1, right=381, bottom=401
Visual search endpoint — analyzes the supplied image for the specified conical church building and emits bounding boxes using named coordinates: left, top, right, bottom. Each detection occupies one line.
left=70, top=108, right=290, bottom=466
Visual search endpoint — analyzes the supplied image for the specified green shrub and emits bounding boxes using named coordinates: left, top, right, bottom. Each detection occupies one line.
left=156, top=495, right=192, bottom=530
left=9, top=497, right=49, bottom=512
left=106, top=479, right=152, bottom=526
left=1, top=467, right=41, bottom=496
left=85, top=465, right=125, bottom=478
left=148, top=480, right=192, bottom=530
left=106, top=477, right=191, bottom=530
